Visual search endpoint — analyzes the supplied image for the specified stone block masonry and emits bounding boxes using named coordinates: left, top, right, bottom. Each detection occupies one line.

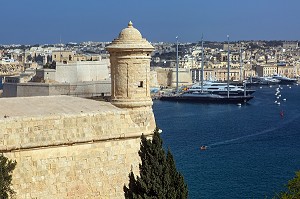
left=0, top=21, right=157, bottom=198
left=7, top=138, right=141, bottom=198
left=0, top=96, right=155, bottom=198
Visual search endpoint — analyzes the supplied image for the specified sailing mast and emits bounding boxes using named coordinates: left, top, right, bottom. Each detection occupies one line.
left=240, top=42, right=246, bottom=97
left=176, top=36, right=179, bottom=95
left=227, top=35, right=230, bottom=98
left=201, top=34, right=204, bottom=92
left=239, top=42, right=243, bottom=81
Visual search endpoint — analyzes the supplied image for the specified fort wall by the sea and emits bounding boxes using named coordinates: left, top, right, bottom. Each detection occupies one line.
left=1, top=96, right=155, bottom=198
left=0, top=22, right=156, bottom=198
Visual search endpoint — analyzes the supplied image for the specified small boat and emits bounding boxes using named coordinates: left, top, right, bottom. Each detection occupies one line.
left=200, top=146, right=207, bottom=150
left=280, top=110, right=284, bottom=117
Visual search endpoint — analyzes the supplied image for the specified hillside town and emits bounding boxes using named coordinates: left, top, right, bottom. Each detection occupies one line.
left=0, top=40, right=299, bottom=97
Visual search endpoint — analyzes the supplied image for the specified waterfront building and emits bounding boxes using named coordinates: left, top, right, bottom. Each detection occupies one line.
left=256, top=64, right=277, bottom=77
left=255, top=64, right=297, bottom=78
left=277, top=65, right=298, bottom=78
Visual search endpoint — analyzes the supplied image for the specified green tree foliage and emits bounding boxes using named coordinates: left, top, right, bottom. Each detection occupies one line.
left=166, top=150, right=188, bottom=199
left=0, top=154, right=17, bottom=199
left=274, top=171, right=300, bottom=199
left=124, top=128, right=188, bottom=199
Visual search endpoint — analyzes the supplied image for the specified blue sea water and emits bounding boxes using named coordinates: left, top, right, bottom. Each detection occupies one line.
left=153, top=85, right=300, bottom=199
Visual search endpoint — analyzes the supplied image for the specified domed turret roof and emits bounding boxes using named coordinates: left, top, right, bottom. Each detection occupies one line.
left=106, top=21, right=153, bottom=51
left=118, top=21, right=142, bottom=40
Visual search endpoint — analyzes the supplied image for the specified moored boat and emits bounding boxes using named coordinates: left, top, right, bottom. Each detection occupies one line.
left=161, top=35, right=254, bottom=104
left=244, top=76, right=280, bottom=86
left=159, top=91, right=253, bottom=104
left=272, top=74, right=298, bottom=84
left=189, top=81, right=255, bottom=96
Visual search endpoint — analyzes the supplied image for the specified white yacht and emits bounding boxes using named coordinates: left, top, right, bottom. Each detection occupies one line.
left=244, top=76, right=280, bottom=86
left=188, top=81, right=255, bottom=96
left=272, top=74, right=298, bottom=84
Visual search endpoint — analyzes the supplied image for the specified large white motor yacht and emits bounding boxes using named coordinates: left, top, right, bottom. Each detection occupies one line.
left=188, top=81, right=255, bottom=96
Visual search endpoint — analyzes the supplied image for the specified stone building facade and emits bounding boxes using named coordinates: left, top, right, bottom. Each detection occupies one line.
left=0, top=22, right=156, bottom=198
left=52, top=50, right=75, bottom=63
left=2, top=58, right=111, bottom=98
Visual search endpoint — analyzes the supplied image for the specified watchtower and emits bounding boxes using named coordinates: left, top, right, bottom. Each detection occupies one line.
left=106, top=21, right=156, bottom=130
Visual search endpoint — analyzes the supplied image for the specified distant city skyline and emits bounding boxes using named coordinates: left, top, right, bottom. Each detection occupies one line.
left=1, top=0, right=300, bottom=45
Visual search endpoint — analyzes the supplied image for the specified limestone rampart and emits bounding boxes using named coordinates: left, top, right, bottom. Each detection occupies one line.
left=2, top=80, right=111, bottom=98
left=0, top=96, right=155, bottom=198
left=0, top=22, right=157, bottom=199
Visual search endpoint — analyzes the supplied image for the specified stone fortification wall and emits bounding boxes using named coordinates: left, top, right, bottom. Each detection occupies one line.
left=154, top=67, right=192, bottom=87
left=0, top=22, right=157, bottom=199
left=2, top=80, right=111, bottom=97
left=0, top=96, right=155, bottom=198
left=170, top=68, right=192, bottom=87
left=149, top=70, right=159, bottom=88
left=6, top=138, right=141, bottom=199
left=65, top=80, right=111, bottom=97
left=155, top=67, right=173, bottom=87
left=55, top=60, right=110, bottom=83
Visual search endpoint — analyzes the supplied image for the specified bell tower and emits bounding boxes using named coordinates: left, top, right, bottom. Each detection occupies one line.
left=106, top=21, right=156, bottom=131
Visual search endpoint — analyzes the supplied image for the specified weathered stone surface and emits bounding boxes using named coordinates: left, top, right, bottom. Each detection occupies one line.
left=5, top=139, right=141, bottom=198
left=0, top=22, right=156, bottom=198
left=107, top=22, right=154, bottom=110
left=1, top=96, right=154, bottom=198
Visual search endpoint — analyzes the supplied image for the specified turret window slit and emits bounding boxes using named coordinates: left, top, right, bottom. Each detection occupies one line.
left=138, top=81, right=143, bottom=88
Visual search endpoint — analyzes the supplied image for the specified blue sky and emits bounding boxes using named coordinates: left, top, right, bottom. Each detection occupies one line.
left=1, top=0, right=299, bottom=44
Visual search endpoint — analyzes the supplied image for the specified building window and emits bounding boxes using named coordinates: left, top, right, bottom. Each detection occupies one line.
left=138, top=81, right=143, bottom=88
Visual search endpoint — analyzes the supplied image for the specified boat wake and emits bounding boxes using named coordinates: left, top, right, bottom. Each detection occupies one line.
left=208, top=114, right=300, bottom=148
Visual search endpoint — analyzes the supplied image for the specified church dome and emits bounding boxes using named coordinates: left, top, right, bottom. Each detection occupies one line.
left=106, top=21, right=153, bottom=51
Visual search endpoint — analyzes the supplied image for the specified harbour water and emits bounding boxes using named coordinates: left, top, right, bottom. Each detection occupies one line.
left=153, top=84, right=300, bottom=199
